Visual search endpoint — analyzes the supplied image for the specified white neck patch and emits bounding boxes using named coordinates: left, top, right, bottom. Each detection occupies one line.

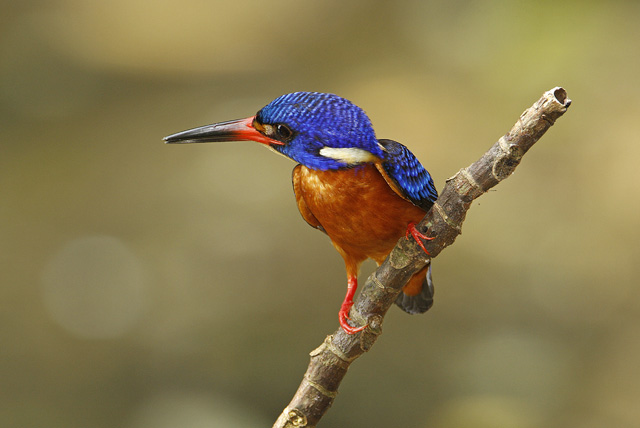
left=318, top=147, right=377, bottom=165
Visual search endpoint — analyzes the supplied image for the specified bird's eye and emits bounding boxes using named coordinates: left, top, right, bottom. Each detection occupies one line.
left=276, top=124, right=293, bottom=142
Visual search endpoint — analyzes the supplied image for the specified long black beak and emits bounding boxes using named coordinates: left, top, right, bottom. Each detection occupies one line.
left=164, top=116, right=280, bottom=146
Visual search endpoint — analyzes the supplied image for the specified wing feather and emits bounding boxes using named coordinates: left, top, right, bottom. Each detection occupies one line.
left=375, top=139, right=437, bottom=212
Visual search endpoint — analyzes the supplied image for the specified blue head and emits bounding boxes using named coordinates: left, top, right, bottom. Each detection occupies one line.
left=255, top=92, right=384, bottom=169
left=164, top=92, right=385, bottom=170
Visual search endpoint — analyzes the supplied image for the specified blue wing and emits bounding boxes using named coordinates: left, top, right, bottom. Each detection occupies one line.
left=377, top=139, right=437, bottom=211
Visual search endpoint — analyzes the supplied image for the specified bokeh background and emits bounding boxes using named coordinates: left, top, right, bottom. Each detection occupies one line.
left=2, top=1, right=639, bottom=427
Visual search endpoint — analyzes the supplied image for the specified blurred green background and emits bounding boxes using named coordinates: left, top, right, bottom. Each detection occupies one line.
left=2, top=1, right=639, bottom=427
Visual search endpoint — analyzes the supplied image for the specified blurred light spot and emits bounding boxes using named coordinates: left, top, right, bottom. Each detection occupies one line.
left=127, top=390, right=266, bottom=428
left=41, top=235, right=147, bottom=339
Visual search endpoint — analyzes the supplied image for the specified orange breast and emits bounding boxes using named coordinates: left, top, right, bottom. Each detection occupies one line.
left=295, top=164, right=427, bottom=266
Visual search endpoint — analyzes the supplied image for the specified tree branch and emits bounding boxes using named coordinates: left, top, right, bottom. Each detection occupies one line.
left=273, top=87, right=572, bottom=428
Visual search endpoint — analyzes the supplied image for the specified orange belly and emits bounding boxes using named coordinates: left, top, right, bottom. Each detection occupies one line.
left=294, top=164, right=427, bottom=268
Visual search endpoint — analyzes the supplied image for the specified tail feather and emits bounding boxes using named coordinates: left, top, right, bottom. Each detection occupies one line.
left=394, top=263, right=434, bottom=314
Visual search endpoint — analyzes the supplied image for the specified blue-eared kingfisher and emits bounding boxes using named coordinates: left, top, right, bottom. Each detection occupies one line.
left=164, top=92, right=438, bottom=334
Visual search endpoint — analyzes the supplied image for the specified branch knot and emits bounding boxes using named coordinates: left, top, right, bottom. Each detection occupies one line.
left=492, top=135, right=524, bottom=181
left=279, top=408, right=308, bottom=428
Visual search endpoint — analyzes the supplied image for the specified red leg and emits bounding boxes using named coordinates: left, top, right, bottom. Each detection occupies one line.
left=338, top=275, right=366, bottom=334
left=406, top=222, right=435, bottom=255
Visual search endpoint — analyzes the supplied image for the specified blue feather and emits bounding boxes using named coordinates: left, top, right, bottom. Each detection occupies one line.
left=378, top=139, right=438, bottom=211
left=256, top=92, right=384, bottom=170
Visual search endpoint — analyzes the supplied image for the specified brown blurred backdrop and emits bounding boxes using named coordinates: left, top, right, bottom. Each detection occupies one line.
left=2, top=1, right=639, bottom=427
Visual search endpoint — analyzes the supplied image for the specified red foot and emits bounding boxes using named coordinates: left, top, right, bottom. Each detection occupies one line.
left=406, top=222, right=435, bottom=255
left=339, top=276, right=366, bottom=334
left=339, top=305, right=366, bottom=334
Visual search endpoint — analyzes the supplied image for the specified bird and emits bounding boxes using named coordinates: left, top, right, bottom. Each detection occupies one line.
left=164, top=92, right=438, bottom=334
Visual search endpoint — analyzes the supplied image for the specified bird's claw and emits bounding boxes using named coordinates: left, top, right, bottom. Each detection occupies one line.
left=339, top=305, right=366, bottom=334
left=406, top=222, right=434, bottom=255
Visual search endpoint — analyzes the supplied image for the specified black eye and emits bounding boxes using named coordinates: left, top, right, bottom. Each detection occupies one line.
left=276, top=124, right=293, bottom=141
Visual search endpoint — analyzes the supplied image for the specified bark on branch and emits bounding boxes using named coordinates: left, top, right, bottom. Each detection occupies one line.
left=273, top=87, right=572, bottom=428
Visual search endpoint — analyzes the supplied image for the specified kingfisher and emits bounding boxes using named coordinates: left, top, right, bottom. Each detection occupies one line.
left=164, top=92, right=438, bottom=334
